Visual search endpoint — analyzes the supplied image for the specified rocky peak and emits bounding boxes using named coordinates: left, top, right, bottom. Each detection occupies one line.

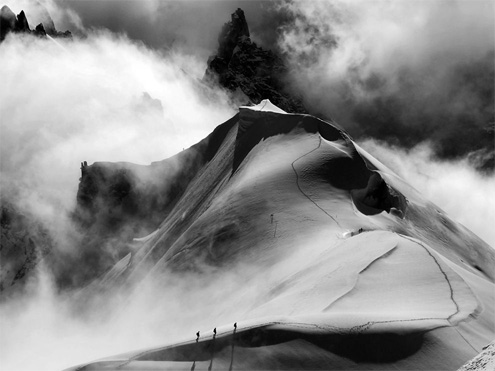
left=0, top=5, right=14, bottom=20
left=0, top=3, right=71, bottom=41
left=0, top=198, right=52, bottom=297
left=15, top=10, right=29, bottom=32
left=0, top=5, right=16, bottom=40
left=35, top=2, right=56, bottom=36
left=217, top=8, right=250, bottom=61
left=204, top=8, right=306, bottom=113
left=34, top=22, right=46, bottom=36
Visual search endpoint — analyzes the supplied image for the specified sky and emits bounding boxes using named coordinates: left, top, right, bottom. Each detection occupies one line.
left=46, top=0, right=494, bottom=166
left=2, top=0, right=491, bottom=242
left=277, top=0, right=494, bottom=169
left=0, top=0, right=494, bottom=370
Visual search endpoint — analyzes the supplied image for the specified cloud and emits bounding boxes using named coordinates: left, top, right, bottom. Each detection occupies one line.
left=55, top=0, right=283, bottom=58
left=0, top=27, right=234, bottom=213
left=360, top=140, right=495, bottom=248
left=0, top=13, right=238, bottom=367
left=0, top=13, right=241, bottom=300
left=0, top=259, right=255, bottom=371
left=272, top=0, right=495, bottom=247
left=277, top=0, right=494, bottom=170
left=2, top=0, right=84, bottom=32
left=0, top=2, right=238, bottom=294
left=1, top=2, right=494, bottom=370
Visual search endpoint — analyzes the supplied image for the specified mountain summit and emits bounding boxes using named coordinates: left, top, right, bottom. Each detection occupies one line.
left=0, top=4, right=71, bottom=41
left=69, top=100, right=494, bottom=370
left=216, top=8, right=250, bottom=61
left=204, top=9, right=306, bottom=113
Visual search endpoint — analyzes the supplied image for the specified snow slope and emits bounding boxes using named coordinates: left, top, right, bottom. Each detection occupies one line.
left=68, top=100, right=494, bottom=370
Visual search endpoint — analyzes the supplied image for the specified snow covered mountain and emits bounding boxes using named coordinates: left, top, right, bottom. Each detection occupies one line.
left=67, top=100, right=494, bottom=370
left=1, top=5, right=493, bottom=370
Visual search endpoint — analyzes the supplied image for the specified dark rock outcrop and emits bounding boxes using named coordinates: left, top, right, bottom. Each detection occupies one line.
left=217, top=7, right=250, bottom=61
left=74, top=115, right=238, bottom=236
left=0, top=5, right=16, bottom=41
left=0, top=4, right=71, bottom=41
left=69, top=115, right=239, bottom=288
left=34, top=22, right=46, bottom=36
left=34, top=2, right=56, bottom=35
left=0, top=200, right=53, bottom=298
left=204, top=8, right=306, bottom=113
left=15, top=10, right=29, bottom=32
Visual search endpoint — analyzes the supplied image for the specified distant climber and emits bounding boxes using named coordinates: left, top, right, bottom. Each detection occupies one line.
left=209, top=328, right=217, bottom=371
left=80, top=161, right=88, bottom=177
left=196, top=331, right=200, bottom=342
left=230, top=323, right=237, bottom=371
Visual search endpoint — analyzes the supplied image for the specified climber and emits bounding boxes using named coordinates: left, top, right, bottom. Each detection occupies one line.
left=80, top=161, right=88, bottom=177
left=196, top=331, right=200, bottom=342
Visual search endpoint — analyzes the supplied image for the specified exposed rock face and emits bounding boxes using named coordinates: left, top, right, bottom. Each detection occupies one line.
left=0, top=4, right=71, bottom=41
left=75, top=116, right=238, bottom=237
left=217, top=8, right=250, bottom=61
left=204, top=8, right=306, bottom=113
left=15, top=10, right=29, bottom=32
left=0, top=4, right=73, bottom=294
left=0, top=200, right=52, bottom=298
left=1, top=5, right=17, bottom=40
left=458, top=341, right=495, bottom=371
left=34, top=1, right=56, bottom=35
left=34, top=22, right=46, bottom=36
left=70, top=115, right=239, bottom=287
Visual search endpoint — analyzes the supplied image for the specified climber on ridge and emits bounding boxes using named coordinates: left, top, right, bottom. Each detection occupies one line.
left=80, top=161, right=88, bottom=177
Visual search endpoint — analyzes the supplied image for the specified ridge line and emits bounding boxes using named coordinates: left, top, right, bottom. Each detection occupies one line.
left=401, top=235, right=460, bottom=322
left=290, top=136, right=341, bottom=227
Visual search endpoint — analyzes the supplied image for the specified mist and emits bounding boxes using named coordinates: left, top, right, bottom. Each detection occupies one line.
left=2, top=0, right=84, bottom=33
left=0, top=27, right=234, bottom=217
left=273, top=0, right=495, bottom=243
left=277, top=0, right=494, bottom=171
left=360, top=140, right=495, bottom=248
left=0, top=7, right=236, bottom=369
left=57, top=0, right=285, bottom=59
left=0, top=258, right=260, bottom=370
left=0, top=28, right=235, bottom=290
left=1, top=1, right=494, bottom=370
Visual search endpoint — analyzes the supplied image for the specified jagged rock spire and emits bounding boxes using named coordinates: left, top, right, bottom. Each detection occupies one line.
left=0, top=5, right=17, bottom=40
left=0, top=6, right=31, bottom=39
left=35, top=23, right=46, bottom=36
left=15, top=10, right=30, bottom=32
left=204, top=8, right=306, bottom=113
left=0, top=4, right=72, bottom=42
left=217, top=8, right=250, bottom=61
left=33, top=0, right=57, bottom=35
